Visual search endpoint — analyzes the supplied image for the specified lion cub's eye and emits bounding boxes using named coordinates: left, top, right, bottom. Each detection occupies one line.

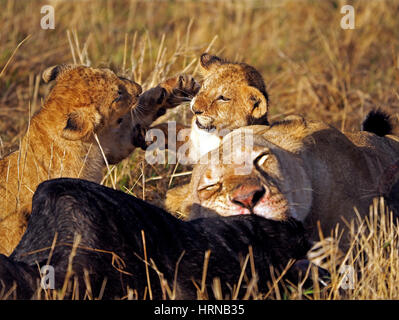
left=217, top=95, right=230, bottom=101
left=113, top=90, right=124, bottom=103
left=117, top=89, right=125, bottom=99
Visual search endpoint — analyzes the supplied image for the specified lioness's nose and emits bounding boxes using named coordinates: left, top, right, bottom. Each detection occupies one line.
left=231, top=184, right=266, bottom=210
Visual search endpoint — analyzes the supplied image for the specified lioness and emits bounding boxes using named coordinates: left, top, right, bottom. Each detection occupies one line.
left=0, top=65, right=198, bottom=255
left=166, top=113, right=399, bottom=247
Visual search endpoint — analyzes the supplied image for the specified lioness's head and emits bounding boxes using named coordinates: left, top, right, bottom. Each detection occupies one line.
left=189, top=126, right=312, bottom=222
left=190, top=53, right=269, bottom=132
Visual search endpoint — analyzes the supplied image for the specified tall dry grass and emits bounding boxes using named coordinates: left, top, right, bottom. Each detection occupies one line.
left=1, top=0, right=399, bottom=299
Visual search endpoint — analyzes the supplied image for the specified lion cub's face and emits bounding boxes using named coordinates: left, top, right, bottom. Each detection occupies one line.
left=43, top=65, right=142, bottom=143
left=189, top=54, right=269, bottom=159
left=191, top=129, right=312, bottom=222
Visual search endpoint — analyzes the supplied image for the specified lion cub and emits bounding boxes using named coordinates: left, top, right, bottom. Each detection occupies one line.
left=187, top=53, right=269, bottom=161
left=190, top=53, right=269, bottom=159
left=0, top=65, right=197, bottom=255
left=148, top=53, right=269, bottom=162
left=162, top=54, right=270, bottom=211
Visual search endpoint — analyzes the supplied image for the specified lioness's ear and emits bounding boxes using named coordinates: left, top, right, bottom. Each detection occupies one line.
left=200, top=53, right=223, bottom=71
left=42, top=64, right=77, bottom=83
left=247, top=86, right=269, bottom=122
left=61, top=111, right=95, bottom=141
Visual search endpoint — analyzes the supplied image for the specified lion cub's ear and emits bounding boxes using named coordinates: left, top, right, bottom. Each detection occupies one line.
left=156, top=87, right=167, bottom=105
left=200, top=53, right=223, bottom=72
left=246, top=86, right=268, bottom=121
left=61, top=111, right=97, bottom=141
left=42, top=64, right=77, bottom=83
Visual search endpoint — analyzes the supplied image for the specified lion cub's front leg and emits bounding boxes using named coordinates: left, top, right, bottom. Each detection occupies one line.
left=134, top=75, right=199, bottom=149
left=134, top=75, right=200, bottom=215
left=137, top=74, right=200, bottom=124
left=160, top=74, right=201, bottom=110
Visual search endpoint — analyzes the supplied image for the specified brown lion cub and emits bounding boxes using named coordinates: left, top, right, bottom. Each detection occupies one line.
left=0, top=65, right=198, bottom=255
left=162, top=54, right=269, bottom=212
left=148, top=53, right=269, bottom=162
left=167, top=113, right=399, bottom=248
left=188, top=53, right=269, bottom=160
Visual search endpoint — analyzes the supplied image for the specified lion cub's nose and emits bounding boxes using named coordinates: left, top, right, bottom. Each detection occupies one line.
left=231, top=184, right=266, bottom=210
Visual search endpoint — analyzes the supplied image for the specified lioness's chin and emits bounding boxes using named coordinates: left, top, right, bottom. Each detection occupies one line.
left=208, top=203, right=289, bottom=221
left=252, top=205, right=289, bottom=221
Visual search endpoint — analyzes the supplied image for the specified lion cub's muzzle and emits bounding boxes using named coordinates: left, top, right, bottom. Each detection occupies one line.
left=131, top=123, right=149, bottom=150
left=195, top=115, right=216, bottom=131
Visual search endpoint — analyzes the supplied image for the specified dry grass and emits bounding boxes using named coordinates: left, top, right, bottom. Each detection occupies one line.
left=1, top=0, right=399, bottom=299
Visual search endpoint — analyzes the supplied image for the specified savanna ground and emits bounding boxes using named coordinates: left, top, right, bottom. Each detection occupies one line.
left=1, top=0, right=399, bottom=299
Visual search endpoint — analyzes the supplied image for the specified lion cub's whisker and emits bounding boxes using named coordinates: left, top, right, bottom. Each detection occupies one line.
left=94, top=133, right=116, bottom=190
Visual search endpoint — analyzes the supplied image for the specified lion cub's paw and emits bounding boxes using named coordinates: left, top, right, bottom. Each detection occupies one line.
left=161, top=74, right=200, bottom=109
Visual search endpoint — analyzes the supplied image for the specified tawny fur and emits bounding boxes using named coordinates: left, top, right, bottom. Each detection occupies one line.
left=166, top=116, right=399, bottom=248
left=0, top=65, right=198, bottom=256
